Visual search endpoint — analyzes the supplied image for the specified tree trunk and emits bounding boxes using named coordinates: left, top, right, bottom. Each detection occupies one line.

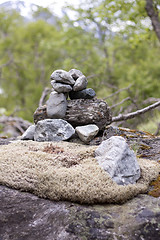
left=145, top=0, right=160, bottom=41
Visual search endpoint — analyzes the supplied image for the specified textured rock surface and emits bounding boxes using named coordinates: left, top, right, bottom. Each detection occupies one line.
left=51, top=81, right=72, bottom=93
left=46, top=91, right=67, bottom=119
left=69, top=88, right=96, bottom=99
left=34, top=119, right=75, bottom=142
left=50, top=69, right=75, bottom=85
left=68, top=69, right=83, bottom=80
left=0, top=185, right=160, bottom=240
left=34, top=99, right=112, bottom=130
left=73, top=75, right=88, bottom=92
left=75, top=124, right=99, bottom=143
left=21, top=125, right=35, bottom=140
left=64, top=99, right=111, bottom=130
left=34, top=105, right=48, bottom=124
left=95, top=136, right=141, bottom=185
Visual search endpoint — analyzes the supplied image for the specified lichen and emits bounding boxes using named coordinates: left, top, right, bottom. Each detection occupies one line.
left=148, top=174, right=160, bottom=198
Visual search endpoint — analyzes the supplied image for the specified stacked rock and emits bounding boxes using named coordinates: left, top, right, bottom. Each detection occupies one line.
left=21, top=69, right=103, bottom=143
left=46, top=69, right=96, bottom=119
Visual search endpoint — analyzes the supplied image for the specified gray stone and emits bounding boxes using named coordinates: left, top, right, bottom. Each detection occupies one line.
left=51, top=81, right=72, bottom=93
left=95, top=136, right=141, bottom=185
left=46, top=91, right=67, bottom=119
left=21, top=125, right=35, bottom=140
left=50, top=69, right=75, bottom=85
left=34, top=119, right=75, bottom=142
left=75, top=124, right=99, bottom=143
left=1, top=185, right=160, bottom=240
left=69, top=88, right=96, bottom=100
left=73, top=75, right=88, bottom=91
left=69, top=69, right=83, bottom=80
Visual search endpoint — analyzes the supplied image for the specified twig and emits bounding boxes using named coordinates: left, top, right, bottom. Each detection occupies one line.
left=103, top=84, right=133, bottom=100
left=142, top=97, right=160, bottom=105
left=155, top=123, right=160, bottom=136
left=112, top=100, right=160, bottom=122
left=39, top=87, right=51, bottom=107
left=111, top=97, right=131, bottom=109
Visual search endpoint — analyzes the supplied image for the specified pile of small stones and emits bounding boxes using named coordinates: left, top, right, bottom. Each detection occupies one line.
left=46, top=69, right=96, bottom=119
left=22, top=69, right=99, bottom=143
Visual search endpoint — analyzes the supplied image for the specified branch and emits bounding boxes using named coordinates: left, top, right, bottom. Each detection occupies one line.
left=145, top=0, right=160, bottom=41
left=155, top=122, right=160, bottom=136
left=142, top=97, right=160, bottom=104
left=0, top=115, right=32, bottom=133
left=110, top=97, right=131, bottom=109
left=39, top=87, right=51, bottom=107
left=112, top=100, right=160, bottom=122
left=103, top=84, right=133, bottom=100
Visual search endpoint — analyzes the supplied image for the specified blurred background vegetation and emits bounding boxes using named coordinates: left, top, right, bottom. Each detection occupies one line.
left=0, top=0, right=160, bottom=134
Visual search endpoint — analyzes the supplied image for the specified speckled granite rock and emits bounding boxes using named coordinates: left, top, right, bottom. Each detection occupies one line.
left=0, top=185, right=160, bottom=240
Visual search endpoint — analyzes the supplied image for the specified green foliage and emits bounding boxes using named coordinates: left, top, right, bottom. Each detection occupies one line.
left=0, top=1, right=160, bottom=132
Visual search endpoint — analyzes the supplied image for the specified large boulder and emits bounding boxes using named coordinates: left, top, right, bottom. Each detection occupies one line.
left=34, top=119, right=75, bottom=142
left=0, top=185, right=160, bottom=240
left=95, top=136, right=141, bottom=185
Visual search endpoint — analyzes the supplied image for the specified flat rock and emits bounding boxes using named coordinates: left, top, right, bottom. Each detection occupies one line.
left=1, top=185, right=160, bottom=240
left=21, top=125, right=35, bottom=140
left=34, top=119, right=75, bottom=142
left=75, top=124, right=99, bottom=143
left=50, top=69, right=75, bottom=85
left=95, top=136, right=141, bottom=185
left=51, top=81, right=72, bottom=93
left=46, top=91, right=67, bottom=119
left=73, top=75, right=88, bottom=91
left=69, top=88, right=96, bottom=99
left=68, top=69, right=83, bottom=80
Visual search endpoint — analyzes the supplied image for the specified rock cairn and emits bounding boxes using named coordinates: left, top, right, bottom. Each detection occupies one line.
left=22, top=69, right=112, bottom=143
left=46, top=69, right=93, bottom=119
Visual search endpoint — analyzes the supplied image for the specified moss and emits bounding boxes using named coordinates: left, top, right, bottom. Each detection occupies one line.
left=0, top=141, right=160, bottom=204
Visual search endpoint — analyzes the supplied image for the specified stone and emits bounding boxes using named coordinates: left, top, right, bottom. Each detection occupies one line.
left=34, top=105, right=48, bottom=124
left=51, top=81, right=72, bottom=93
left=21, top=125, right=35, bottom=140
left=68, top=69, right=83, bottom=80
left=1, top=185, right=160, bottom=240
left=75, top=124, right=99, bottom=143
left=69, top=88, right=96, bottom=100
left=50, top=69, right=75, bottom=85
left=34, top=119, right=75, bottom=142
left=34, top=99, right=112, bottom=131
left=95, top=136, right=141, bottom=185
left=46, top=91, right=67, bottom=119
left=73, top=75, right=88, bottom=91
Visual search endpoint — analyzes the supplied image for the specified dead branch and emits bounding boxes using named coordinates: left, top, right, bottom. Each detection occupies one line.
left=39, top=87, right=51, bottom=107
left=0, top=60, right=12, bottom=69
left=155, top=123, right=160, bottom=136
left=110, top=97, right=131, bottom=109
left=142, top=97, right=160, bottom=105
left=0, top=115, right=31, bottom=133
left=112, top=100, right=160, bottom=123
left=103, top=84, right=133, bottom=100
